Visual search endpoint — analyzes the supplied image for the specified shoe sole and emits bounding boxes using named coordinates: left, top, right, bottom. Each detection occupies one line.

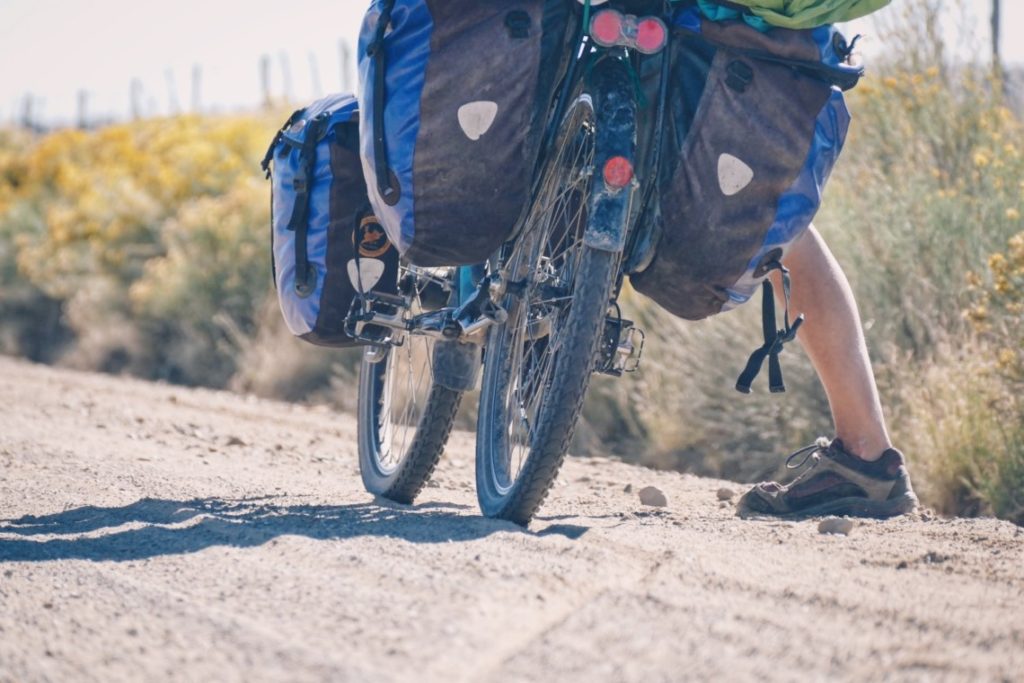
left=738, top=492, right=919, bottom=520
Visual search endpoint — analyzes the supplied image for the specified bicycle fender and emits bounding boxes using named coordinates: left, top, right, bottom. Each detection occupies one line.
left=584, top=58, right=638, bottom=253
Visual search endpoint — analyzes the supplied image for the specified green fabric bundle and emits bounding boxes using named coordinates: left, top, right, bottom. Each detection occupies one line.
left=696, top=0, right=891, bottom=31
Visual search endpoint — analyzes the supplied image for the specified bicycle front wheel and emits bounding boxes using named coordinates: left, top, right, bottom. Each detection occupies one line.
left=475, top=95, right=619, bottom=525
left=358, top=271, right=463, bottom=504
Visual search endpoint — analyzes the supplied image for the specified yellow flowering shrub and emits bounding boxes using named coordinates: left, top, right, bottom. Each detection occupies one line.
left=0, top=137, right=29, bottom=217
left=827, top=47, right=1024, bottom=358
left=131, top=179, right=268, bottom=327
left=0, top=113, right=280, bottom=381
left=967, top=232, right=1024, bottom=384
left=834, top=40, right=1024, bottom=523
left=11, top=116, right=271, bottom=297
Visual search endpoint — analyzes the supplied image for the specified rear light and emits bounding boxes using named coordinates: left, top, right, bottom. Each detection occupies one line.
left=603, top=156, right=634, bottom=189
left=589, top=11, right=668, bottom=55
left=635, top=17, right=668, bottom=54
left=591, top=9, right=625, bottom=47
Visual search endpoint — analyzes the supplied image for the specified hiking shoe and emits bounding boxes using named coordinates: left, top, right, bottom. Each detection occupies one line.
left=737, top=438, right=918, bottom=519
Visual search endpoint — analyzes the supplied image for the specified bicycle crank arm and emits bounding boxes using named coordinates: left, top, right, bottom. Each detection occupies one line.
left=349, top=303, right=503, bottom=346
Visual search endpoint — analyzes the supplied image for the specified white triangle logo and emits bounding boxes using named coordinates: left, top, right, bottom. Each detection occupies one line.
left=718, top=153, right=754, bottom=196
left=347, top=259, right=385, bottom=292
left=457, top=101, right=499, bottom=141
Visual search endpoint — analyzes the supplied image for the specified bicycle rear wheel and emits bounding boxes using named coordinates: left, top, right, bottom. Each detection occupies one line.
left=358, top=269, right=463, bottom=504
left=475, top=95, right=619, bottom=525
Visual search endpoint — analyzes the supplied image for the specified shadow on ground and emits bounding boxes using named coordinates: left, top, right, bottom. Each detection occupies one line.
left=0, top=496, right=590, bottom=563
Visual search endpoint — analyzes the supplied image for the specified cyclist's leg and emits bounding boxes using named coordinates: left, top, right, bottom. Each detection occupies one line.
left=774, top=225, right=891, bottom=461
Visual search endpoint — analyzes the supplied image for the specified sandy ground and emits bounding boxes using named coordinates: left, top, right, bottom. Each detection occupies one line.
left=0, top=355, right=1022, bottom=682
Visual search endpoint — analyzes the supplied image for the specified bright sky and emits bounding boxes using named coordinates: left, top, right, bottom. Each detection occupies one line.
left=0, top=0, right=1020, bottom=126
left=0, top=0, right=367, bottom=125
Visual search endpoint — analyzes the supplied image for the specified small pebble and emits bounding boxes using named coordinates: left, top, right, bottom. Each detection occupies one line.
left=623, top=484, right=633, bottom=494
left=638, top=486, right=667, bottom=508
left=818, top=517, right=856, bottom=535
left=717, top=488, right=736, bottom=501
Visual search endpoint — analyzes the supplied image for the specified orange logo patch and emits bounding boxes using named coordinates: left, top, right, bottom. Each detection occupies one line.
left=355, top=216, right=392, bottom=258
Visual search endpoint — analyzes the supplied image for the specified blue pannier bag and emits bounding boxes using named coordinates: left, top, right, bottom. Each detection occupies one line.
left=357, top=0, right=572, bottom=267
left=629, top=7, right=862, bottom=392
left=262, top=93, right=400, bottom=347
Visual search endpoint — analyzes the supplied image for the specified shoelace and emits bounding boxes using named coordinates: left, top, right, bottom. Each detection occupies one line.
left=785, top=437, right=832, bottom=471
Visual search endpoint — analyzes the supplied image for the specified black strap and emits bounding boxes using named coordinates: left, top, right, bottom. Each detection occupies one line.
left=286, top=114, right=330, bottom=298
left=736, top=262, right=805, bottom=394
left=264, top=109, right=308, bottom=291
left=367, top=0, right=401, bottom=205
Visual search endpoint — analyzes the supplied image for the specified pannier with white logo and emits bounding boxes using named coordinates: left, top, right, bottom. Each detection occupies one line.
left=262, top=93, right=399, bottom=347
left=358, top=0, right=573, bottom=267
left=629, top=9, right=862, bottom=391
left=632, top=8, right=859, bottom=321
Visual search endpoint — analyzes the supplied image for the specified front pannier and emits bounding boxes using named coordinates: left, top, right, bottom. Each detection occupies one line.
left=358, top=0, right=572, bottom=267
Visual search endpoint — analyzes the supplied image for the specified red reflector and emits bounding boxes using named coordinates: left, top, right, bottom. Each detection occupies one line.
left=603, top=156, right=633, bottom=189
left=635, top=17, right=667, bottom=54
left=591, top=10, right=624, bottom=46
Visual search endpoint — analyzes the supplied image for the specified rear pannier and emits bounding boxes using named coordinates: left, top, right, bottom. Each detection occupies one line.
left=630, top=9, right=861, bottom=391
left=263, top=93, right=399, bottom=347
left=358, top=0, right=572, bottom=267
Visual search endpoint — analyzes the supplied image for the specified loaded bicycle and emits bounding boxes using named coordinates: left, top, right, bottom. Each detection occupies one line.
left=268, top=0, right=861, bottom=525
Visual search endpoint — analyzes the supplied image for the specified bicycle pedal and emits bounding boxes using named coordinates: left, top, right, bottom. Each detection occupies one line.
left=351, top=321, right=400, bottom=348
left=344, top=294, right=406, bottom=346
left=596, top=315, right=645, bottom=377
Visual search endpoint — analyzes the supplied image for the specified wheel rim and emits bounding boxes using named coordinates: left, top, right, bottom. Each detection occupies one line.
left=363, top=267, right=449, bottom=476
left=486, top=96, right=596, bottom=494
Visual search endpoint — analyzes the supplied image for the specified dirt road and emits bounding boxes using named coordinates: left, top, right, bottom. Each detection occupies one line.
left=1, top=356, right=1021, bottom=682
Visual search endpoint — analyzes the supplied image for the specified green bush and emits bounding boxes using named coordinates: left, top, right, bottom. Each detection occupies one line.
left=0, top=114, right=280, bottom=383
